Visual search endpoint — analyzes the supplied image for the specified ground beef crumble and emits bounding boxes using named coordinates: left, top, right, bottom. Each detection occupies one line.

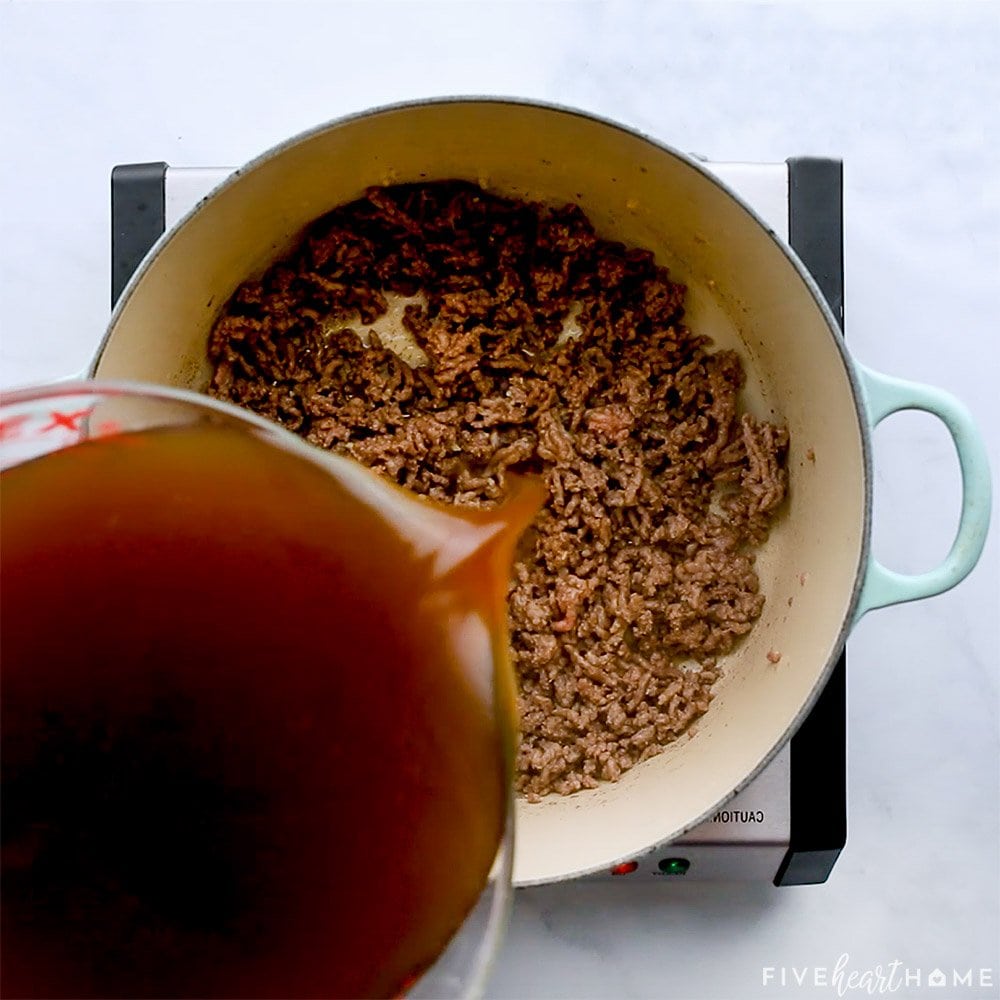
left=207, top=181, right=789, bottom=799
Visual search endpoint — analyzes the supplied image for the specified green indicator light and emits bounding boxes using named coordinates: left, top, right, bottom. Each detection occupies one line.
left=658, top=857, right=690, bottom=875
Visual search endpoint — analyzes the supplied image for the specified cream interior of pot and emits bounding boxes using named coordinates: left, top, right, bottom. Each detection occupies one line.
left=94, top=101, right=867, bottom=885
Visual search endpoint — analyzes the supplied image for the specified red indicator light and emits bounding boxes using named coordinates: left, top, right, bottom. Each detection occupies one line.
left=610, top=861, right=639, bottom=875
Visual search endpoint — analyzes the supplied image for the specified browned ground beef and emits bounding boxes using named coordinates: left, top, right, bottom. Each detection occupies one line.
left=207, top=181, right=789, bottom=799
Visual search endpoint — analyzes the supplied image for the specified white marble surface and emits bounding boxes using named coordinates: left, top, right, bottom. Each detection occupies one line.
left=1, top=2, right=997, bottom=997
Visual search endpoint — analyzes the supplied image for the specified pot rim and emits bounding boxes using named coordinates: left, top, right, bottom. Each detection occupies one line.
left=93, top=97, right=873, bottom=870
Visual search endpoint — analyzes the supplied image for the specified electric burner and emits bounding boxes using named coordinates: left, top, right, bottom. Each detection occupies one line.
left=110, top=157, right=846, bottom=885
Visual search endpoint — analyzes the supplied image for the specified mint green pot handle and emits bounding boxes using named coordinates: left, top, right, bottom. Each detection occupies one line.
left=853, top=363, right=992, bottom=622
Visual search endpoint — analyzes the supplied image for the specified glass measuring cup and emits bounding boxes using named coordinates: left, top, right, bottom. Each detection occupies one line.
left=1, top=381, right=538, bottom=1000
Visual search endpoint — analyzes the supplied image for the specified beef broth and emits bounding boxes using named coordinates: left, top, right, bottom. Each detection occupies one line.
left=1, top=422, right=537, bottom=999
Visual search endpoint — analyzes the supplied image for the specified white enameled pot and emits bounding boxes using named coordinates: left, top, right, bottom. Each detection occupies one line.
left=91, top=99, right=991, bottom=885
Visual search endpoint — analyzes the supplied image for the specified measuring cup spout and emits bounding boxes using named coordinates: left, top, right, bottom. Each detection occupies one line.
left=318, top=451, right=544, bottom=581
